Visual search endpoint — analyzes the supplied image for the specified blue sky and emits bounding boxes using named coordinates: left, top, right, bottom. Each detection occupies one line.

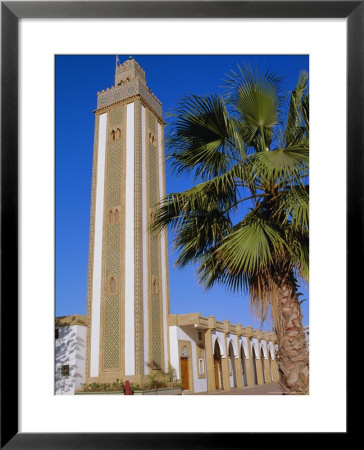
left=56, top=54, right=309, bottom=331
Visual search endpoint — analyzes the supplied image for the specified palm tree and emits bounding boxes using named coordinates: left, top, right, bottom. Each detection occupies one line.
left=154, top=64, right=309, bottom=394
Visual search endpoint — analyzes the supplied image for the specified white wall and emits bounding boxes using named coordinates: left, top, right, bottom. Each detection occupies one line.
left=55, top=325, right=87, bottom=395
left=141, top=105, right=149, bottom=375
left=74, top=326, right=87, bottom=390
left=125, top=102, right=135, bottom=376
left=168, top=326, right=180, bottom=380
left=174, top=326, right=208, bottom=393
left=89, top=112, right=107, bottom=378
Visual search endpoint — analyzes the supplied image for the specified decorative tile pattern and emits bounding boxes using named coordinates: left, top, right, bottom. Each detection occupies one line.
left=104, top=292, right=120, bottom=369
left=109, top=106, right=122, bottom=126
left=97, top=80, right=162, bottom=117
left=148, top=111, right=162, bottom=370
left=103, top=109, right=122, bottom=370
left=107, top=139, right=122, bottom=208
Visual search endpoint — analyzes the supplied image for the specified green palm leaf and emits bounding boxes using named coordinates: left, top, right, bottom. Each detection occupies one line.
left=284, top=71, right=309, bottom=146
left=274, top=185, right=309, bottom=231
left=251, top=145, right=309, bottom=183
left=224, top=64, right=283, bottom=151
left=167, top=94, right=239, bottom=180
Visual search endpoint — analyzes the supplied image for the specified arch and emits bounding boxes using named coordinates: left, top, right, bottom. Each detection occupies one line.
left=152, top=277, right=158, bottom=295
left=226, top=336, right=238, bottom=357
left=197, top=348, right=205, bottom=376
left=251, top=344, right=258, bottom=385
left=240, top=338, right=249, bottom=359
left=268, top=341, right=275, bottom=359
left=213, top=339, right=223, bottom=390
left=260, top=340, right=268, bottom=359
left=114, top=209, right=119, bottom=224
left=111, top=129, right=116, bottom=140
left=212, top=335, right=225, bottom=357
left=250, top=338, right=259, bottom=357
left=268, top=348, right=274, bottom=382
left=116, top=128, right=121, bottom=139
left=260, top=347, right=266, bottom=383
left=228, top=341, right=237, bottom=388
left=109, top=277, right=116, bottom=294
left=240, top=344, right=248, bottom=387
left=108, top=209, right=113, bottom=224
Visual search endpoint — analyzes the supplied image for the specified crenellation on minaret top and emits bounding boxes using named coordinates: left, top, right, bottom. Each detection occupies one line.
left=95, top=57, right=162, bottom=118
left=115, top=57, right=146, bottom=87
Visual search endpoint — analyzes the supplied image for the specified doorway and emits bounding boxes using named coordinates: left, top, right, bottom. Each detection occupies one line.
left=213, top=340, right=223, bottom=390
left=180, top=357, right=189, bottom=390
left=213, top=357, right=219, bottom=389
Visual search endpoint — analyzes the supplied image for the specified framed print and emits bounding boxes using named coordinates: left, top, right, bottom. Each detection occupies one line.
left=1, top=1, right=358, bottom=447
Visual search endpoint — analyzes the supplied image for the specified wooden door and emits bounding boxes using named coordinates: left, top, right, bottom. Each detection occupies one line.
left=214, top=357, right=219, bottom=389
left=180, top=357, right=189, bottom=390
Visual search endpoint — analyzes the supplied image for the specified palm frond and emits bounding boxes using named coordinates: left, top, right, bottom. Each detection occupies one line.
left=224, top=63, right=284, bottom=151
left=166, top=94, right=239, bottom=180
left=284, top=71, right=309, bottom=146
left=273, top=185, right=309, bottom=231
left=250, top=145, right=309, bottom=184
left=215, top=212, right=288, bottom=276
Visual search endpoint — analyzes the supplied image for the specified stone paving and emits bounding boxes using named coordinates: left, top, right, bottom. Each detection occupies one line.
left=182, top=382, right=284, bottom=395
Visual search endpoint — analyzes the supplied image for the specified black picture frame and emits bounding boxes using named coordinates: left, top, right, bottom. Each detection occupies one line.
left=1, top=1, right=356, bottom=448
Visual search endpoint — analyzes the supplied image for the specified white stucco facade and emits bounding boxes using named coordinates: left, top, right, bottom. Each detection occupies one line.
left=125, top=101, right=135, bottom=376
left=89, top=112, right=107, bottom=378
left=55, top=320, right=87, bottom=395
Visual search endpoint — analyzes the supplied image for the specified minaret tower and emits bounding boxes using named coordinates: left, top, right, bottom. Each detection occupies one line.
left=86, top=57, right=170, bottom=384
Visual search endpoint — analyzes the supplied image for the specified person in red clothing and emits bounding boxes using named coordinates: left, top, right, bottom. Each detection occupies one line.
left=124, top=380, right=132, bottom=395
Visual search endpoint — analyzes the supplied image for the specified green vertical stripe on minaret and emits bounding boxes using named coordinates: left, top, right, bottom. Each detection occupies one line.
left=103, top=106, right=122, bottom=370
left=148, top=110, right=162, bottom=370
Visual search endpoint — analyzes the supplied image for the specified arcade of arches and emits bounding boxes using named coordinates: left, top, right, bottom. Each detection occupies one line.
left=169, top=313, right=280, bottom=393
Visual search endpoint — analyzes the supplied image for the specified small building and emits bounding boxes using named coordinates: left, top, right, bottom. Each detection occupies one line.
left=55, top=315, right=87, bottom=395
left=169, top=313, right=279, bottom=393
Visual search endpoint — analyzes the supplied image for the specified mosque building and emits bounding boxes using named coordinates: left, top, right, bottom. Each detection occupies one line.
left=55, top=58, right=280, bottom=395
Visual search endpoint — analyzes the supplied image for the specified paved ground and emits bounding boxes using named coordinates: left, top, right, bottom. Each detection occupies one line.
left=182, top=382, right=284, bottom=395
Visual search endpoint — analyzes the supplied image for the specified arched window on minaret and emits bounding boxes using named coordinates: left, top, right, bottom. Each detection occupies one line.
left=109, top=210, right=113, bottom=224
left=152, top=277, right=158, bottom=295
left=111, top=130, right=116, bottom=141
left=116, top=128, right=121, bottom=140
left=110, top=277, right=116, bottom=294
left=114, top=209, right=119, bottom=224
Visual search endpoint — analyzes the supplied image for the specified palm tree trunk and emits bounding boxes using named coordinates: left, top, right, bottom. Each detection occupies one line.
left=275, top=278, right=309, bottom=395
